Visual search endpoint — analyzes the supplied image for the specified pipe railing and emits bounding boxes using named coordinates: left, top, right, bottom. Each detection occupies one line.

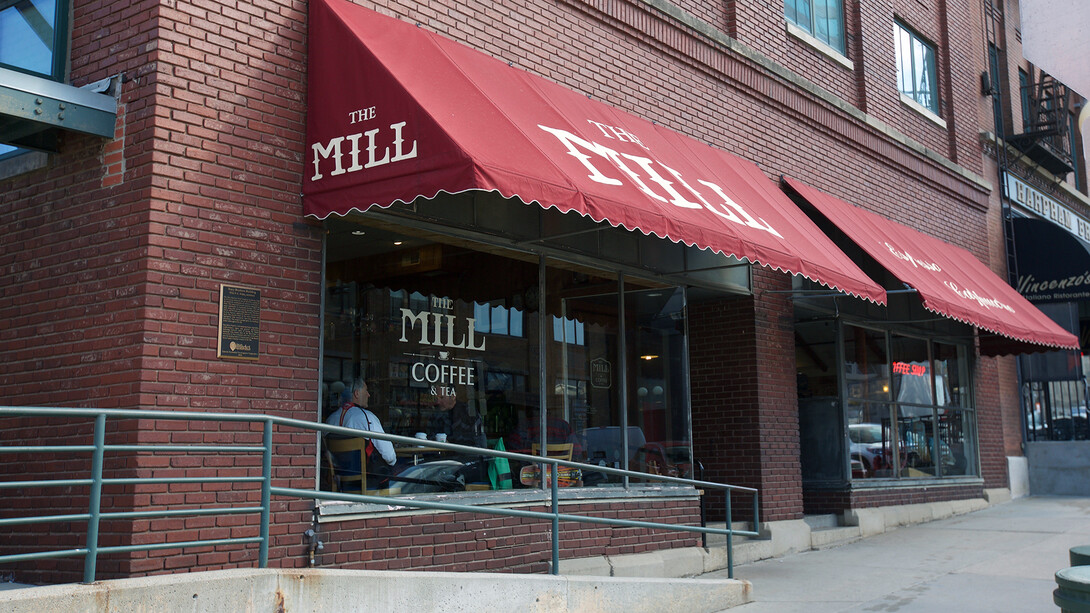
left=0, top=406, right=759, bottom=583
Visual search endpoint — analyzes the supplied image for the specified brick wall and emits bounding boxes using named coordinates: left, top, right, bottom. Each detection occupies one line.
left=0, top=0, right=320, bottom=581
left=690, top=268, right=803, bottom=523
left=317, top=500, right=700, bottom=573
left=803, top=483, right=985, bottom=515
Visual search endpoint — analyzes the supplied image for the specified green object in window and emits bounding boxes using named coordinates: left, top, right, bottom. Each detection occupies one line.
left=488, top=438, right=514, bottom=490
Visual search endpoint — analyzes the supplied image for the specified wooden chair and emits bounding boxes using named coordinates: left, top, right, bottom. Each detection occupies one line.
left=325, top=436, right=397, bottom=495
left=532, top=442, right=574, bottom=462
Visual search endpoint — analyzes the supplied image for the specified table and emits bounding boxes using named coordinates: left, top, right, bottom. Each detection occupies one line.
left=395, top=445, right=447, bottom=465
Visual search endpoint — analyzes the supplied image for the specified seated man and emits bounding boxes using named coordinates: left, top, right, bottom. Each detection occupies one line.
left=430, top=386, right=489, bottom=485
left=325, top=378, right=396, bottom=489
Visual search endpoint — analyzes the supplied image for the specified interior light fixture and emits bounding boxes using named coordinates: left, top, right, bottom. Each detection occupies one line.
left=640, top=354, right=659, bottom=361
left=351, top=230, right=366, bottom=236
left=393, top=240, right=403, bottom=246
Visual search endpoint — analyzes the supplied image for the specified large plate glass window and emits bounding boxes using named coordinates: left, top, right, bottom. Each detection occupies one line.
left=321, top=216, right=692, bottom=496
left=784, top=0, right=846, bottom=52
left=797, top=315, right=977, bottom=482
left=0, top=0, right=69, bottom=81
left=894, top=20, right=939, bottom=114
left=844, top=325, right=894, bottom=479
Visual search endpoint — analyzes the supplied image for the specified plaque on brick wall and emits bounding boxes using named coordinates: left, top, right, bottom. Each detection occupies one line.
left=217, top=284, right=260, bottom=360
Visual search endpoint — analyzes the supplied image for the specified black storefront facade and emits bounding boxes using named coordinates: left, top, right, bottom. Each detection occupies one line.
left=1003, top=172, right=1090, bottom=496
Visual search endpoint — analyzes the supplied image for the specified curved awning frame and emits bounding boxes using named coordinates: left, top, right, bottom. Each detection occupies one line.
left=783, top=177, right=1080, bottom=356
left=304, top=0, right=886, bottom=305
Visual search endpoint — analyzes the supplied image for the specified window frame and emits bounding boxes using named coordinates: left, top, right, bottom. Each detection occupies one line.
left=837, top=322, right=978, bottom=482
left=785, top=0, right=847, bottom=54
left=0, top=0, right=70, bottom=82
left=1019, top=69, right=1032, bottom=131
left=1069, top=111, right=1083, bottom=191
left=894, top=20, right=940, bottom=115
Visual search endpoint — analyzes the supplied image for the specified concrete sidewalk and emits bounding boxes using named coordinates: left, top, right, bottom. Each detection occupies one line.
left=704, top=495, right=1090, bottom=612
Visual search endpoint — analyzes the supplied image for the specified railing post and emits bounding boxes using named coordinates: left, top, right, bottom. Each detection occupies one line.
left=725, top=489, right=733, bottom=580
left=83, top=413, right=106, bottom=584
left=550, top=459, right=559, bottom=575
left=753, top=490, right=760, bottom=536
left=697, top=461, right=706, bottom=549
left=259, top=419, right=272, bottom=568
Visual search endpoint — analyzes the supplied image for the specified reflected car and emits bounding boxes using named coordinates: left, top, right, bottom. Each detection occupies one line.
left=848, top=423, right=898, bottom=477
left=1027, top=407, right=1088, bottom=440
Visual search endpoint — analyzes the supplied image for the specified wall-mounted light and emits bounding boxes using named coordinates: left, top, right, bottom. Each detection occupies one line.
left=640, top=354, right=659, bottom=361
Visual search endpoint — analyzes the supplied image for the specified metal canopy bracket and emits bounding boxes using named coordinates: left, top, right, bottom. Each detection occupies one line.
left=0, top=67, right=117, bottom=151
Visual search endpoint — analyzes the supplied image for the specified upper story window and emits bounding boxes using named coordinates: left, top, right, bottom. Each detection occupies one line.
left=0, top=0, right=69, bottom=81
left=1070, top=111, right=1083, bottom=192
left=894, top=21, right=938, bottom=114
left=1019, top=70, right=1032, bottom=129
left=785, top=0, right=846, bottom=53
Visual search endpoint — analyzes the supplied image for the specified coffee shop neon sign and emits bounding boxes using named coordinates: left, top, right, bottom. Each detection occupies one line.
left=892, top=362, right=927, bottom=376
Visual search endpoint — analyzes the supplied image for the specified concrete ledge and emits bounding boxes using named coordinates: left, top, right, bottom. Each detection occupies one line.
left=609, top=551, right=666, bottom=578
left=658, top=548, right=708, bottom=578
left=760, top=518, right=812, bottom=557
left=559, top=555, right=613, bottom=576
left=985, top=487, right=1012, bottom=505
left=843, top=497, right=991, bottom=538
left=0, top=568, right=752, bottom=613
left=810, top=526, right=861, bottom=549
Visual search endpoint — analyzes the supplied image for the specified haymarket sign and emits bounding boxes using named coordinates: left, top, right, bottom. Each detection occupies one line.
left=1004, top=172, right=1090, bottom=243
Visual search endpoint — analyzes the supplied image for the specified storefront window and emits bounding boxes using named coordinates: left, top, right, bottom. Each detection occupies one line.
left=799, top=320, right=977, bottom=483
left=934, top=342, right=975, bottom=475
left=321, top=217, right=692, bottom=496
left=627, top=288, right=691, bottom=480
left=892, top=335, right=934, bottom=477
left=844, top=325, right=894, bottom=479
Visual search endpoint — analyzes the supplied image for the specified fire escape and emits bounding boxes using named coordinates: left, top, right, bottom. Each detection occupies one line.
left=1008, top=73, right=1076, bottom=177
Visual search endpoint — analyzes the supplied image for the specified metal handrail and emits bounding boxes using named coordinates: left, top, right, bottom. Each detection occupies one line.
left=0, top=406, right=759, bottom=583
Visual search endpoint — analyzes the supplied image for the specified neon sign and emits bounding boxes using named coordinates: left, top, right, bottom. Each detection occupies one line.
left=892, top=362, right=927, bottom=376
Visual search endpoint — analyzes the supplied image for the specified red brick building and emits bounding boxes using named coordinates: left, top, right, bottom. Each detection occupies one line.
left=1, top=0, right=1083, bottom=584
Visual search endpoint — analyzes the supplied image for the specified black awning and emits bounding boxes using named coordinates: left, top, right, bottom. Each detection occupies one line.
left=1013, top=217, right=1090, bottom=304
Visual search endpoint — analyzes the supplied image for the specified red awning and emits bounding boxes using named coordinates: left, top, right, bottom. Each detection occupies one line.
left=783, top=177, right=1080, bottom=355
left=304, top=0, right=886, bottom=304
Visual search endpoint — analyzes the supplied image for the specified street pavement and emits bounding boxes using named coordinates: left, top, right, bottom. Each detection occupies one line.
left=704, top=495, right=1090, bottom=612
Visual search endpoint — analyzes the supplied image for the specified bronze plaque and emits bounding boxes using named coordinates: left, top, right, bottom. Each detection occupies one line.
left=217, top=285, right=260, bottom=360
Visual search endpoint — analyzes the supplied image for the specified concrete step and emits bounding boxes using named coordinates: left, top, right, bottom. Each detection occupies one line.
left=802, top=514, right=840, bottom=530
left=704, top=521, right=764, bottom=548
left=809, top=525, right=862, bottom=549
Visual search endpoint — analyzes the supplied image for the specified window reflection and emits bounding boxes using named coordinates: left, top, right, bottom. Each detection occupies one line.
left=321, top=219, right=691, bottom=496
left=798, top=321, right=977, bottom=482
left=895, top=21, right=939, bottom=113
left=0, top=0, right=60, bottom=77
